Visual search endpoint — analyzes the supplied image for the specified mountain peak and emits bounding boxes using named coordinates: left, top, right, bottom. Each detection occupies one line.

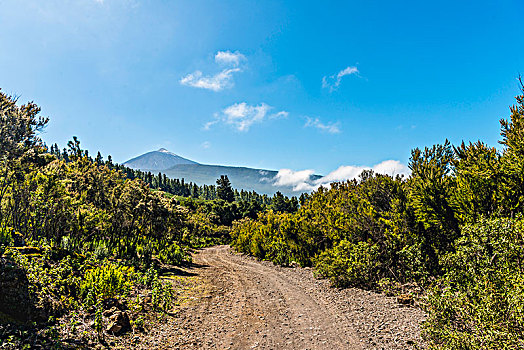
left=124, top=149, right=198, bottom=170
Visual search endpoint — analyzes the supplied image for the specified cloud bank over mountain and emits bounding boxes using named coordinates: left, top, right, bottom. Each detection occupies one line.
left=273, top=160, right=409, bottom=191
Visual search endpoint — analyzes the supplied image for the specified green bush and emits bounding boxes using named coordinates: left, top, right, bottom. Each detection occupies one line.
left=423, top=217, right=524, bottom=349
left=314, top=240, right=379, bottom=288
left=158, top=242, right=187, bottom=265
left=231, top=211, right=313, bottom=267
left=0, top=227, right=13, bottom=246
left=6, top=247, right=81, bottom=313
left=80, top=263, right=136, bottom=307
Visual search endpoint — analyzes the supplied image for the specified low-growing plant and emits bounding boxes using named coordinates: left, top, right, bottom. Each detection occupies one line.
left=80, top=263, right=135, bottom=307
left=151, top=277, right=174, bottom=312
left=93, top=300, right=104, bottom=338
left=92, top=242, right=110, bottom=260
left=138, top=267, right=174, bottom=312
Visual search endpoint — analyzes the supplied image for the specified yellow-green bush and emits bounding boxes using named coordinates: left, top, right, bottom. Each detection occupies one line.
left=80, top=263, right=135, bottom=307
left=158, top=242, right=188, bottom=265
left=314, top=240, right=379, bottom=288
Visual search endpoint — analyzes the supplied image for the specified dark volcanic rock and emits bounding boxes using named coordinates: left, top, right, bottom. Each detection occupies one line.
left=106, top=311, right=131, bottom=335
left=0, top=258, right=33, bottom=323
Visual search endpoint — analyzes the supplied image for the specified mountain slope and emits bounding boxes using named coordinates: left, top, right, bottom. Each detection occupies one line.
left=123, top=149, right=321, bottom=196
left=162, top=163, right=283, bottom=195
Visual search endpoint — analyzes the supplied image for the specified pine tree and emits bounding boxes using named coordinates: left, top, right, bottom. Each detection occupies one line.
left=95, top=151, right=103, bottom=165
left=216, top=175, right=235, bottom=202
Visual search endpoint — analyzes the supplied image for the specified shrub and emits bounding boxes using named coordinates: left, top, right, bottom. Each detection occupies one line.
left=0, top=227, right=13, bottom=246
left=4, top=247, right=81, bottom=314
left=314, top=240, right=379, bottom=288
left=423, top=217, right=524, bottom=349
left=80, top=263, right=135, bottom=307
left=158, top=242, right=187, bottom=265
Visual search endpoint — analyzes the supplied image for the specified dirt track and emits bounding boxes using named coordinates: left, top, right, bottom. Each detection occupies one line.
left=129, top=246, right=425, bottom=349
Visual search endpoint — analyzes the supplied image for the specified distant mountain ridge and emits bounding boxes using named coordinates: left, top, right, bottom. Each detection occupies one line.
left=123, top=149, right=319, bottom=196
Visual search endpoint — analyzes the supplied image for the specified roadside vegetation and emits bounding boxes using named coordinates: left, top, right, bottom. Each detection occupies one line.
left=231, top=79, right=524, bottom=349
left=0, top=89, right=299, bottom=349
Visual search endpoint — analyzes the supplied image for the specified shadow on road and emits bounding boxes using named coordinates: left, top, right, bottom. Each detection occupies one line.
left=160, top=261, right=210, bottom=277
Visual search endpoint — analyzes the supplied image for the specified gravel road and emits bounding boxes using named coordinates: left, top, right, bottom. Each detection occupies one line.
left=129, top=245, right=426, bottom=349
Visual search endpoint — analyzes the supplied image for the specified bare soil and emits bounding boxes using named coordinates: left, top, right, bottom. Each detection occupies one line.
left=122, top=245, right=426, bottom=350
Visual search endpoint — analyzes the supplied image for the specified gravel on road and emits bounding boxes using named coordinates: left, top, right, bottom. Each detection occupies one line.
left=121, top=245, right=426, bottom=350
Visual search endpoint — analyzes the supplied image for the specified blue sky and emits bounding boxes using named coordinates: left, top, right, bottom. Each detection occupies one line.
left=0, top=0, right=523, bottom=181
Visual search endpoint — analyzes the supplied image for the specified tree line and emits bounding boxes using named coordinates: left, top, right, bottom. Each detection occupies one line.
left=48, top=142, right=299, bottom=207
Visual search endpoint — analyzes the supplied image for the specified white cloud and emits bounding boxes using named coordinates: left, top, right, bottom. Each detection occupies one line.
left=274, top=169, right=315, bottom=187
left=372, top=160, right=409, bottom=176
left=305, top=117, right=341, bottom=134
left=206, top=102, right=288, bottom=132
left=223, top=103, right=270, bottom=131
left=318, top=165, right=367, bottom=183
left=201, top=141, right=211, bottom=149
left=180, top=68, right=241, bottom=92
left=322, top=66, right=359, bottom=91
left=272, top=160, right=410, bottom=192
left=180, top=50, right=246, bottom=91
left=203, top=119, right=219, bottom=131
left=271, top=111, right=289, bottom=119
left=215, top=50, right=246, bottom=67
